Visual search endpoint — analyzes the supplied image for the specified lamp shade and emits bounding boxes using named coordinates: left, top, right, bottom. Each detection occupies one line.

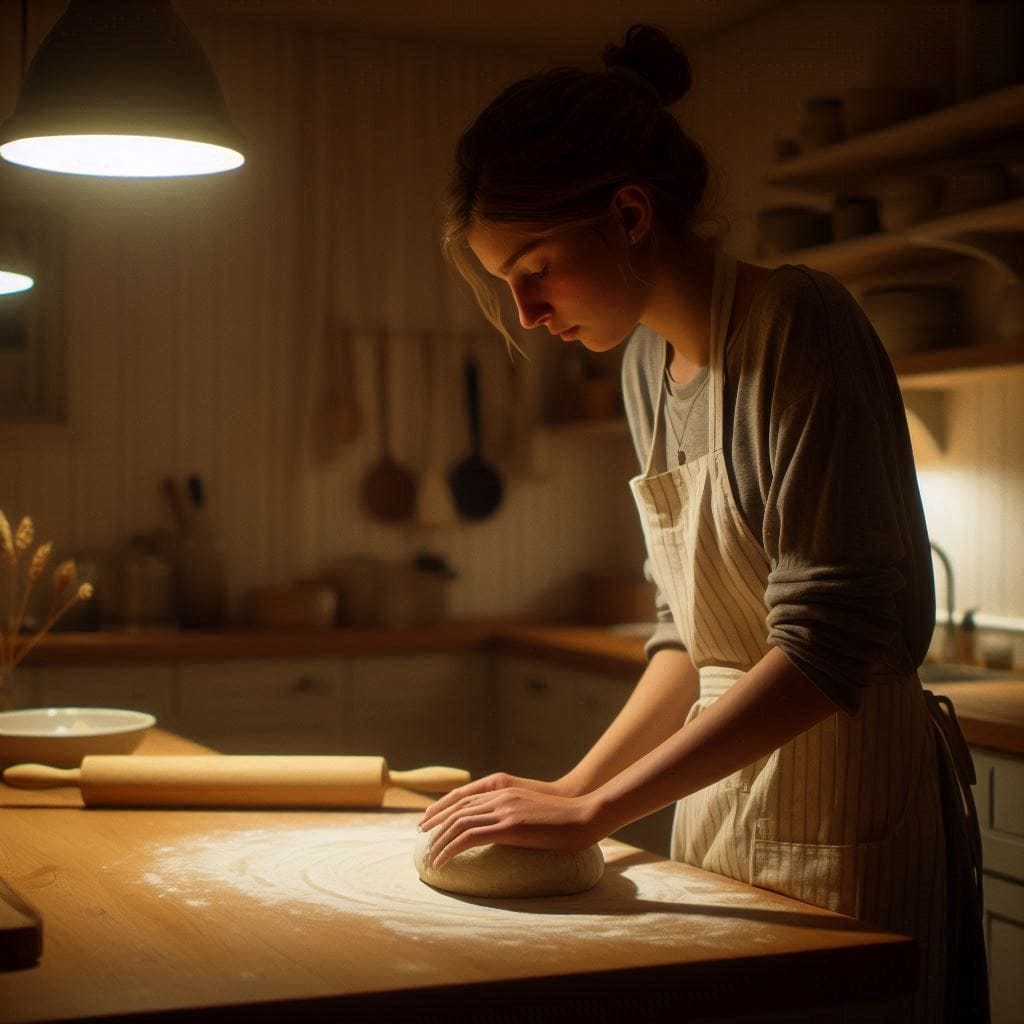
left=0, top=0, right=245, bottom=177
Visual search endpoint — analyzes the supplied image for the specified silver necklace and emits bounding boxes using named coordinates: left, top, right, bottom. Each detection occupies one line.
left=663, top=369, right=709, bottom=465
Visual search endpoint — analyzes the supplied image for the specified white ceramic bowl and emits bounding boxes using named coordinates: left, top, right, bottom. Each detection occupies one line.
left=0, top=707, right=156, bottom=769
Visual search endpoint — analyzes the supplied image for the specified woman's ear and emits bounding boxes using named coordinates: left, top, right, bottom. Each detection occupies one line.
left=610, top=185, right=654, bottom=244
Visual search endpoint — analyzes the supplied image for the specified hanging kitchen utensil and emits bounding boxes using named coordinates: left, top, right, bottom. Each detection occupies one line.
left=448, top=354, right=504, bottom=520
left=3, top=755, right=470, bottom=808
left=313, top=322, right=360, bottom=462
left=361, top=330, right=417, bottom=521
left=417, top=331, right=457, bottom=527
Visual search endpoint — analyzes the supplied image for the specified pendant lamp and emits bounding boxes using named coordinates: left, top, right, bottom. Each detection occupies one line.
left=0, top=0, right=245, bottom=178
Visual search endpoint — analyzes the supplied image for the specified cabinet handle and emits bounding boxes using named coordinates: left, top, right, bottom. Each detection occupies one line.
left=293, top=676, right=327, bottom=696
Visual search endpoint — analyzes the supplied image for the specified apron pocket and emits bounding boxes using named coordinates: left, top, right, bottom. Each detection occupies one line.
left=751, top=837, right=860, bottom=915
left=751, top=825, right=917, bottom=922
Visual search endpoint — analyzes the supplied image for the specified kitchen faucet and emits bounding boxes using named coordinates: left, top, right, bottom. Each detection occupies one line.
left=929, top=541, right=956, bottom=662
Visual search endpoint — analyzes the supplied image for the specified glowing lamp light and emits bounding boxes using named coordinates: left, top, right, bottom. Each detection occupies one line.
left=0, top=0, right=245, bottom=179
left=0, top=271, right=33, bottom=296
left=1, top=135, right=245, bottom=178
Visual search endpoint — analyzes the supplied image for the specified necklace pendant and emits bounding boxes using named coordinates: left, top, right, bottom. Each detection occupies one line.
left=677, top=448, right=687, bottom=465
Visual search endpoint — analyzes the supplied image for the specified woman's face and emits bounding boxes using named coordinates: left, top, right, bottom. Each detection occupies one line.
left=466, top=213, right=650, bottom=353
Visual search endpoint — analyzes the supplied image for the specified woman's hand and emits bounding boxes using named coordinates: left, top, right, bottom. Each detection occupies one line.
left=417, top=772, right=607, bottom=869
left=420, top=772, right=565, bottom=827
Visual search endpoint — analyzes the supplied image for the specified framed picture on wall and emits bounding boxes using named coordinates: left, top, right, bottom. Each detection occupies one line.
left=0, top=201, right=66, bottom=423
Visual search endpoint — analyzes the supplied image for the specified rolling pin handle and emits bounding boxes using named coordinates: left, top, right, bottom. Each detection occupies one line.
left=387, top=766, right=471, bottom=794
left=3, top=764, right=84, bottom=789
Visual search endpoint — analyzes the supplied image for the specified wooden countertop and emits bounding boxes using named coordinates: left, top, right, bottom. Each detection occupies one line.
left=21, top=623, right=1024, bottom=755
left=0, top=730, right=915, bottom=1023
left=24, top=621, right=650, bottom=676
left=925, top=681, right=1024, bottom=756
left=23, top=620, right=502, bottom=666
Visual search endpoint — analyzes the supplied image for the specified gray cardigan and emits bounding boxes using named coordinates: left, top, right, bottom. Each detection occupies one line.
left=621, top=264, right=935, bottom=713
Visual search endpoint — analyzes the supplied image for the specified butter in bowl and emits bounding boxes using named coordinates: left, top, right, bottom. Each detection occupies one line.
left=0, top=707, right=155, bottom=769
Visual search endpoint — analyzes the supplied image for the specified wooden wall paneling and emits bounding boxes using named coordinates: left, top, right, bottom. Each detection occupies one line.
left=61, top=209, right=114, bottom=555
left=1002, top=373, right=1024, bottom=617
left=268, top=28, right=307, bottom=587
left=205, top=21, right=290, bottom=599
left=977, top=378, right=1007, bottom=609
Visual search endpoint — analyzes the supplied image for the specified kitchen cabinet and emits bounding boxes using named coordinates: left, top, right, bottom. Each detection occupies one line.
left=176, top=653, right=491, bottom=774
left=29, top=652, right=491, bottom=772
left=32, top=663, right=175, bottom=724
left=972, top=746, right=1024, bottom=1023
left=175, top=658, right=347, bottom=755
left=344, top=652, right=492, bottom=778
left=761, top=82, right=1024, bottom=387
left=495, top=655, right=675, bottom=856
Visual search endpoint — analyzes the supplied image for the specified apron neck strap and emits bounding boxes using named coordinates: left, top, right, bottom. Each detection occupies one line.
left=708, top=247, right=736, bottom=452
left=643, top=247, right=736, bottom=476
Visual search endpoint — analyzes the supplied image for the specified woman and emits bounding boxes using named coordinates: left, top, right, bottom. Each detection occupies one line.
left=420, top=24, right=986, bottom=1022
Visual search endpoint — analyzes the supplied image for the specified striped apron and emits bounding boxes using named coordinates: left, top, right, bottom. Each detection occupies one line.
left=629, top=250, right=986, bottom=1022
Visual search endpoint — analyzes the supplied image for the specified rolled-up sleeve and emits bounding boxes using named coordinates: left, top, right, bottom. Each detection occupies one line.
left=759, top=287, right=926, bottom=713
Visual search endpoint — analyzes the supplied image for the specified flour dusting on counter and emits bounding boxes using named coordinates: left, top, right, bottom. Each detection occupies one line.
left=128, top=815, right=788, bottom=951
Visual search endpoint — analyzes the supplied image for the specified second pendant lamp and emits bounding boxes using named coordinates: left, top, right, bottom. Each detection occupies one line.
left=0, top=0, right=245, bottom=178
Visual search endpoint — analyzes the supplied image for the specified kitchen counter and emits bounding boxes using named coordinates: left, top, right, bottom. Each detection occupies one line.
left=0, top=729, right=916, bottom=1023
left=24, top=621, right=649, bottom=677
left=924, top=681, right=1024, bottom=755
left=22, top=623, right=1024, bottom=755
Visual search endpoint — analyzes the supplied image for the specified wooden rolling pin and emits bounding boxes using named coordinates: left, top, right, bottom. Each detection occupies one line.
left=2, top=755, right=470, bottom=808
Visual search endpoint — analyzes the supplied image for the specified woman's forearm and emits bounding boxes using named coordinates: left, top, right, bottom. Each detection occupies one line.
left=589, top=646, right=839, bottom=833
left=558, top=647, right=698, bottom=795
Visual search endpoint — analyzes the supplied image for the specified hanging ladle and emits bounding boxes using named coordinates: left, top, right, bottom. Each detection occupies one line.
left=361, top=330, right=417, bottom=522
left=448, top=354, right=504, bottom=520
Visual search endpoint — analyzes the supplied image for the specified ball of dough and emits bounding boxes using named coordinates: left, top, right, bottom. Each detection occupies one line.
left=414, top=828, right=604, bottom=898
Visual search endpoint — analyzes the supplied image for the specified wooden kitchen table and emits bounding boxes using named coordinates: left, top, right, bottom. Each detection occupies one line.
left=0, top=730, right=915, bottom=1023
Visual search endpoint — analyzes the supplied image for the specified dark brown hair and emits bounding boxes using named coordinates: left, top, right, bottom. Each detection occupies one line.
left=442, top=24, right=710, bottom=345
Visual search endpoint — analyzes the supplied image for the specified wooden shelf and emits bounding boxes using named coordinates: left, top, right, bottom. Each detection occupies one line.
left=766, top=197, right=1024, bottom=279
left=760, top=85, right=1024, bottom=389
left=764, top=84, right=1024, bottom=192
left=895, top=341, right=1024, bottom=389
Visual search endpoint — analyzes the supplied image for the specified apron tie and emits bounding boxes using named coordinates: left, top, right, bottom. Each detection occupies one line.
left=923, top=689, right=990, bottom=1024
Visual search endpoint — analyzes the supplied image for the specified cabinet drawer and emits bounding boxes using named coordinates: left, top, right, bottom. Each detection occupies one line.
left=33, top=665, right=175, bottom=724
left=176, top=660, right=346, bottom=753
left=984, top=874, right=1024, bottom=1024
left=495, top=658, right=632, bottom=782
left=345, top=653, right=491, bottom=776
left=973, top=748, right=1024, bottom=884
left=495, top=659, right=574, bottom=780
left=568, top=672, right=629, bottom=760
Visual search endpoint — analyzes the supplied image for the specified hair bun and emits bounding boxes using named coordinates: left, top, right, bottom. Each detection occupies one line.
left=603, top=24, right=692, bottom=105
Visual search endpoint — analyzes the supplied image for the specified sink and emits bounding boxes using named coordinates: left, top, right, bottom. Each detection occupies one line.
left=918, top=663, right=1022, bottom=683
